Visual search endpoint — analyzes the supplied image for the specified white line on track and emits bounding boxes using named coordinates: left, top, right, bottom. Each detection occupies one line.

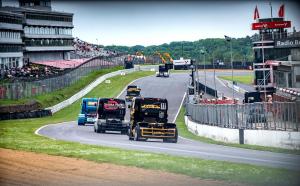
left=172, top=92, right=186, bottom=123
left=78, top=137, right=295, bottom=166
left=172, top=91, right=198, bottom=142
left=35, top=121, right=73, bottom=140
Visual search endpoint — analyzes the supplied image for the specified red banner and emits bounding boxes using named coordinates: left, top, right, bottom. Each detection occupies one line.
left=278, top=4, right=285, bottom=17
left=254, top=5, right=260, bottom=20
left=251, top=21, right=291, bottom=30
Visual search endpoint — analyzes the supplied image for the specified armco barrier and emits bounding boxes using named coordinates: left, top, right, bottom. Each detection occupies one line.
left=47, top=68, right=135, bottom=113
left=47, top=65, right=156, bottom=114
left=196, top=81, right=218, bottom=97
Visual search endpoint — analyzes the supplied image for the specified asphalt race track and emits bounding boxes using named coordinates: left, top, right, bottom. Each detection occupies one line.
left=38, top=71, right=300, bottom=171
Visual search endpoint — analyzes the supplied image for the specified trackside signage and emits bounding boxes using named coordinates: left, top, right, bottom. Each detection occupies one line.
left=251, top=21, right=291, bottom=30
left=275, top=38, right=300, bottom=48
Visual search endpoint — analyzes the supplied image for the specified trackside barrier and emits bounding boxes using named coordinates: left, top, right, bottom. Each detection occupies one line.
left=48, top=65, right=156, bottom=114
left=47, top=68, right=135, bottom=113
left=184, top=116, right=300, bottom=149
left=196, top=81, right=218, bottom=97
left=186, top=102, right=299, bottom=131
left=0, top=55, right=124, bottom=100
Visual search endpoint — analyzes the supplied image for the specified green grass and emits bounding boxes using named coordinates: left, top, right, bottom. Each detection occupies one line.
left=219, top=75, right=253, bottom=85
left=0, top=71, right=299, bottom=186
left=0, top=66, right=123, bottom=108
left=176, top=106, right=300, bottom=155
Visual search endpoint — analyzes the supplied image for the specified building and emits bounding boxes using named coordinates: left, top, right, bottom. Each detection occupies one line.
left=0, top=0, right=74, bottom=70
left=251, top=6, right=300, bottom=101
left=0, top=10, right=23, bottom=69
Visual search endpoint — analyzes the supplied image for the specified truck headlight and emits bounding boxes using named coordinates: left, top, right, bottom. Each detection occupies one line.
left=159, top=111, right=164, bottom=118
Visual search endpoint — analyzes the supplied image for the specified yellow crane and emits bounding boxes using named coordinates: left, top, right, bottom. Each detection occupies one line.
left=154, top=51, right=173, bottom=64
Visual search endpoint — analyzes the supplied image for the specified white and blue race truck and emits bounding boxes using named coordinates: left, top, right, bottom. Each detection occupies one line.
left=77, top=98, right=98, bottom=126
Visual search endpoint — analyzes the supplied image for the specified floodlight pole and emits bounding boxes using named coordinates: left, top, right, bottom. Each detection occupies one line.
left=262, top=28, right=267, bottom=101
left=204, top=52, right=207, bottom=96
left=230, top=39, right=234, bottom=101
left=212, top=54, right=217, bottom=99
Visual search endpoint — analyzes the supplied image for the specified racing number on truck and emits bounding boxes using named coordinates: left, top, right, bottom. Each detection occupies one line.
left=161, top=103, right=167, bottom=110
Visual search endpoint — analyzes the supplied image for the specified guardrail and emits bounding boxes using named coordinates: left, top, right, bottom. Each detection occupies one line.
left=196, top=81, right=218, bottom=97
left=48, top=65, right=156, bottom=114
left=186, top=101, right=300, bottom=131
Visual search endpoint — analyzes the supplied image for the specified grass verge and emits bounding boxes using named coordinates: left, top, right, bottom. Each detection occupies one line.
left=0, top=66, right=123, bottom=108
left=0, top=71, right=299, bottom=186
left=176, top=106, right=300, bottom=155
left=219, top=75, right=253, bottom=85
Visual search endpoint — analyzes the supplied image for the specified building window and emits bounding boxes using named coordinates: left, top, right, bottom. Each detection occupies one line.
left=45, top=39, right=49, bottom=45
left=296, top=75, right=300, bottom=83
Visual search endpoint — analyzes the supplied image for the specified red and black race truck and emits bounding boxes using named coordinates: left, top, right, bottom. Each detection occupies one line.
left=94, top=98, right=128, bottom=134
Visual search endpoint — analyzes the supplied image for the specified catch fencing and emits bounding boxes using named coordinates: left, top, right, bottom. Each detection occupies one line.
left=186, top=101, right=300, bottom=131
left=0, top=56, right=124, bottom=100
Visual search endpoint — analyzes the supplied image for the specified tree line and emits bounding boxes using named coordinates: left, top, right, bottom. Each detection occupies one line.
left=104, top=36, right=254, bottom=64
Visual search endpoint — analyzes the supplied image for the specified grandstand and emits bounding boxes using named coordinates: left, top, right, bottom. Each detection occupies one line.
left=0, top=0, right=74, bottom=70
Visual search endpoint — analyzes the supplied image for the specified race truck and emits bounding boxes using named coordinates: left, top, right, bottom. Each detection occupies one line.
left=94, top=98, right=128, bottom=134
left=77, top=98, right=98, bottom=126
left=125, top=85, right=141, bottom=102
left=128, top=97, right=178, bottom=143
left=124, top=56, right=134, bottom=69
left=156, top=64, right=170, bottom=77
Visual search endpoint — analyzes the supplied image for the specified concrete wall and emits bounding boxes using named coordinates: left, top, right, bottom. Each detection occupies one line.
left=185, top=116, right=300, bottom=150
left=244, top=130, right=300, bottom=150
left=185, top=116, right=240, bottom=144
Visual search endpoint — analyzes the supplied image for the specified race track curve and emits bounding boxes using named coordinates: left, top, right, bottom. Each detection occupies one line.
left=38, top=72, right=300, bottom=171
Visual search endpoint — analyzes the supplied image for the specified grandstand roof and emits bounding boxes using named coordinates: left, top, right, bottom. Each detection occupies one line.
left=32, top=58, right=91, bottom=69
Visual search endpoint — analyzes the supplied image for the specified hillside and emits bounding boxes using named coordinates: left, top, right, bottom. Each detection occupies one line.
left=104, top=36, right=254, bottom=64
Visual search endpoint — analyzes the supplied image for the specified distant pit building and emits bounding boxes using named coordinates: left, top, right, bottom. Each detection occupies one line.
left=251, top=6, right=300, bottom=101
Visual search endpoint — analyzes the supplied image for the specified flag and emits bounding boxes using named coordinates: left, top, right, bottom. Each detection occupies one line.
left=224, top=35, right=231, bottom=42
left=254, top=5, right=260, bottom=20
left=278, top=4, right=284, bottom=17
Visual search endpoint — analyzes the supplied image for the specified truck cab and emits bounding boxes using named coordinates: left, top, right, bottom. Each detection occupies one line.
left=128, top=97, right=178, bottom=143
left=125, top=85, right=141, bottom=102
left=77, top=98, right=98, bottom=126
left=94, top=98, right=128, bottom=134
left=156, top=64, right=170, bottom=77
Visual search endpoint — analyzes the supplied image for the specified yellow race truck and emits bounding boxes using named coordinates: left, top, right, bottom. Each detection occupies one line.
left=127, top=97, right=178, bottom=143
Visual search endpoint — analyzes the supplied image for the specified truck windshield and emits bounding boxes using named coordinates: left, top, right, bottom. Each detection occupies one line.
left=83, top=101, right=97, bottom=114
left=127, top=91, right=140, bottom=96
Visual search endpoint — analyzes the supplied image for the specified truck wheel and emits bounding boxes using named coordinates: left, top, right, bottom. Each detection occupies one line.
left=128, top=128, right=134, bottom=140
left=134, top=126, right=141, bottom=141
left=172, top=128, right=178, bottom=143
left=96, top=126, right=101, bottom=133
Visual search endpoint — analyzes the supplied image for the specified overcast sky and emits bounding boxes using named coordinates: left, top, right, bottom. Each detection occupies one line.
left=52, top=0, right=300, bottom=46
